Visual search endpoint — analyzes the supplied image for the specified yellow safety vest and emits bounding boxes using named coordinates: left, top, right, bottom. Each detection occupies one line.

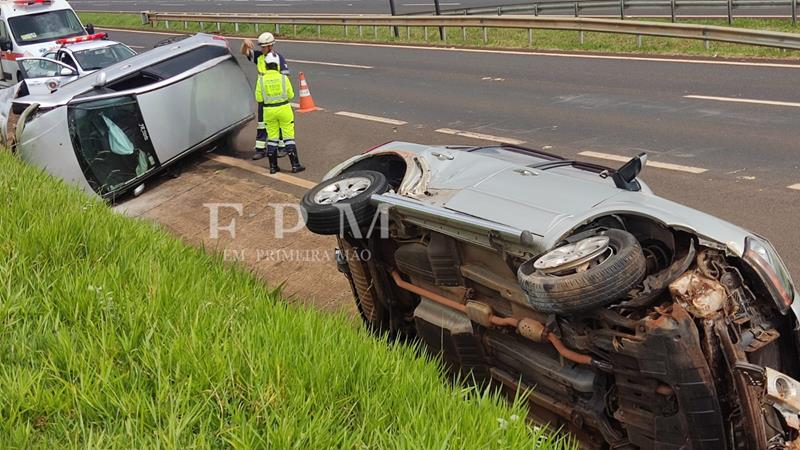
left=255, top=70, right=294, bottom=105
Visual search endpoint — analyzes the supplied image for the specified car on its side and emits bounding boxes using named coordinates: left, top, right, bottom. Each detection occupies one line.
left=0, top=33, right=253, bottom=200
left=301, top=141, right=800, bottom=450
left=16, top=32, right=137, bottom=94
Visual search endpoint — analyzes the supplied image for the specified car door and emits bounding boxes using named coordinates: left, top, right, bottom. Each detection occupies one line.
left=16, top=57, right=78, bottom=94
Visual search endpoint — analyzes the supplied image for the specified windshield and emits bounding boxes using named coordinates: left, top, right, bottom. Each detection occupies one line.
left=74, top=44, right=136, bottom=71
left=8, top=9, right=84, bottom=45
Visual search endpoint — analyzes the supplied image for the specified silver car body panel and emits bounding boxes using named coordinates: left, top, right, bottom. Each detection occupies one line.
left=137, top=58, right=252, bottom=164
left=16, top=107, right=93, bottom=193
left=331, top=141, right=752, bottom=257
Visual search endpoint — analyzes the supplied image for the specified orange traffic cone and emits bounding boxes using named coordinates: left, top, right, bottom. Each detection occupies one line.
left=297, top=72, right=320, bottom=113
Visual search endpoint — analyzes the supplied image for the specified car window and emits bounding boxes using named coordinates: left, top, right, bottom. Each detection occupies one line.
left=68, top=96, right=158, bottom=196
left=59, top=52, right=77, bottom=69
left=19, top=58, right=71, bottom=78
left=73, top=44, right=136, bottom=71
left=8, top=9, right=84, bottom=45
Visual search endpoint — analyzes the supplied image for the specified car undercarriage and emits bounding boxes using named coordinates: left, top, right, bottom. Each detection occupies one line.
left=303, top=146, right=800, bottom=449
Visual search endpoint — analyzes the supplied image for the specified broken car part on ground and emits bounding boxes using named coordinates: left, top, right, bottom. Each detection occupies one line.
left=0, top=33, right=252, bottom=200
left=302, top=142, right=800, bottom=449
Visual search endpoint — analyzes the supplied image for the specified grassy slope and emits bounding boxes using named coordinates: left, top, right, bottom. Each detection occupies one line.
left=81, top=12, right=800, bottom=59
left=0, top=151, right=572, bottom=448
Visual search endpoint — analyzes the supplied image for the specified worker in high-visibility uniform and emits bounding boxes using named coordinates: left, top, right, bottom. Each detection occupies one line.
left=241, top=32, right=289, bottom=160
left=255, top=53, right=305, bottom=174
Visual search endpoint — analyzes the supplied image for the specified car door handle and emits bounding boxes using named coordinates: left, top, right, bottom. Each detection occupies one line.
left=514, top=168, right=539, bottom=176
left=430, top=151, right=455, bottom=161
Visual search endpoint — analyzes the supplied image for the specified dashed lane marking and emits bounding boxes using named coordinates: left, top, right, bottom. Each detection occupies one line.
left=335, top=111, right=407, bottom=125
left=684, top=95, right=800, bottom=108
left=288, top=59, right=373, bottom=69
left=789, top=184, right=800, bottom=191
left=206, top=154, right=317, bottom=189
left=578, top=151, right=708, bottom=174
left=435, top=128, right=525, bottom=145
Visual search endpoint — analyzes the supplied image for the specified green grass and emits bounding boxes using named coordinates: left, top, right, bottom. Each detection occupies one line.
left=81, top=12, right=800, bottom=59
left=0, top=150, right=574, bottom=448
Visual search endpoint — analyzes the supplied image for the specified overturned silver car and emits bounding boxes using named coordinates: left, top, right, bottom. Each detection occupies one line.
left=0, top=33, right=252, bottom=199
left=302, top=142, right=800, bottom=449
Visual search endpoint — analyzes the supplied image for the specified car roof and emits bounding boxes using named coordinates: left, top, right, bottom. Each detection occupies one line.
left=15, top=33, right=229, bottom=107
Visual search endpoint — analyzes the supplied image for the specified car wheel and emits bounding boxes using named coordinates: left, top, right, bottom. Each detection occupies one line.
left=301, top=170, right=389, bottom=236
left=517, top=229, right=646, bottom=315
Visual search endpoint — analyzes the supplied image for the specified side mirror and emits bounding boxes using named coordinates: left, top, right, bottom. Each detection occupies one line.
left=0, top=38, right=12, bottom=52
left=85, top=23, right=95, bottom=34
left=60, top=67, right=75, bottom=76
left=612, top=152, right=647, bottom=191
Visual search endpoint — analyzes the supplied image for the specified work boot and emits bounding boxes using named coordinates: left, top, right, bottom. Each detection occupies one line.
left=288, top=152, right=305, bottom=173
left=268, top=153, right=280, bottom=174
left=252, top=150, right=265, bottom=160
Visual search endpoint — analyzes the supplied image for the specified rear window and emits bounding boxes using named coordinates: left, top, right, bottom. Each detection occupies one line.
left=8, top=9, right=84, bottom=45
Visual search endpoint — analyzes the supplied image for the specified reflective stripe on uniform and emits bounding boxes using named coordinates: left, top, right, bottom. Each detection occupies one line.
left=283, top=139, right=296, bottom=145
left=263, top=75, right=288, bottom=104
left=256, top=122, right=265, bottom=130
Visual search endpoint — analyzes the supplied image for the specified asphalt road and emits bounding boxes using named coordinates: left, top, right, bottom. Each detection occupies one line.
left=108, top=28, right=800, bottom=278
left=73, top=0, right=792, bottom=17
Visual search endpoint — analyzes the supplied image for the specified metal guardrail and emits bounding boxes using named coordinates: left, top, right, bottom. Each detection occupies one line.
left=413, top=0, right=798, bottom=24
left=140, top=12, right=800, bottom=50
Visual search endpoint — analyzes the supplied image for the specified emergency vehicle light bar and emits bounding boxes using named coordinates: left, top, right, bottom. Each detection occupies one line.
left=13, top=0, right=52, bottom=5
left=56, top=32, right=107, bottom=45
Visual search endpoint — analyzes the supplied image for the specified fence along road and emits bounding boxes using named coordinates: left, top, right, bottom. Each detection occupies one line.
left=141, top=12, right=800, bottom=49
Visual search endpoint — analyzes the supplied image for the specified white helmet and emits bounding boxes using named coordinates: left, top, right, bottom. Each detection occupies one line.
left=257, top=32, right=275, bottom=46
left=264, top=52, right=281, bottom=68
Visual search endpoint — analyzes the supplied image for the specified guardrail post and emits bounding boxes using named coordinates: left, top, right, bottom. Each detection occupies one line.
left=345, top=25, right=349, bottom=37
left=462, top=26, right=466, bottom=40
left=165, top=20, right=169, bottom=30
left=373, top=25, right=378, bottom=38
left=255, top=23, right=259, bottom=33
left=620, top=0, right=624, bottom=19
left=443, top=27, right=447, bottom=42
left=534, top=3, right=539, bottom=15
left=424, top=26, right=429, bottom=41
left=277, top=24, right=281, bottom=34
left=497, top=7, right=502, bottom=15
left=317, top=25, right=321, bottom=37
left=670, top=0, right=675, bottom=22
left=407, top=26, right=411, bottom=40
left=793, top=0, right=797, bottom=26
left=293, top=24, right=297, bottom=36
left=637, top=34, right=642, bottom=47
left=580, top=30, right=584, bottom=44
left=727, top=0, right=732, bottom=25
left=235, top=22, right=239, bottom=32
left=528, top=28, right=533, bottom=45
left=704, top=39, right=710, bottom=50
left=140, top=11, right=149, bottom=25
left=183, top=21, right=187, bottom=29
left=200, top=21, right=204, bottom=31
left=216, top=22, right=221, bottom=31
left=359, top=25, right=363, bottom=38
left=483, top=27, right=487, bottom=43
left=575, top=3, right=579, bottom=16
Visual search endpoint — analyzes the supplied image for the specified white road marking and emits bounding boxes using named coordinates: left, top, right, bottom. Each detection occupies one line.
left=578, top=151, right=708, bottom=174
left=335, top=111, right=407, bottom=125
left=788, top=184, right=800, bottom=191
left=435, top=128, right=525, bottom=145
left=403, top=2, right=460, bottom=5
left=98, top=27, right=800, bottom=70
left=288, top=59, right=373, bottom=69
left=206, top=154, right=317, bottom=189
left=684, top=95, right=800, bottom=108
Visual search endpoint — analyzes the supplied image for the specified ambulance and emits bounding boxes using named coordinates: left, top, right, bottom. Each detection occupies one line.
left=0, top=0, right=93, bottom=87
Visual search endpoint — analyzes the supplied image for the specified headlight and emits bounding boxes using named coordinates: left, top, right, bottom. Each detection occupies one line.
left=745, top=236, right=795, bottom=312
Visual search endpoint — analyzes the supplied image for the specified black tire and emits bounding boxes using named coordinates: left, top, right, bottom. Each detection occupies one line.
left=518, top=229, right=646, bottom=315
left=301, top=170, right=389, bottom=236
